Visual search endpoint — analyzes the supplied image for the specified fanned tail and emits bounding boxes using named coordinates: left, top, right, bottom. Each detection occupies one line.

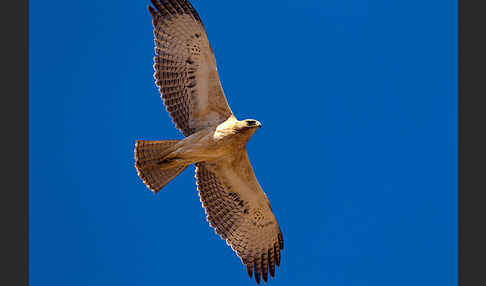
left=134, top=140, right=188, bottom=193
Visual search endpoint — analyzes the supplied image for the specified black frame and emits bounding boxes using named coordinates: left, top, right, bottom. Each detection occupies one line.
left=458, top=1, right=486, bottom=285
left=0, top=0, right=29, bottom=285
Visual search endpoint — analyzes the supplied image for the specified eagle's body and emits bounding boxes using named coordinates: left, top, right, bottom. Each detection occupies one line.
left=135, top=1, right=284, bottom=284
left=164, top=116, right=258, bottom=164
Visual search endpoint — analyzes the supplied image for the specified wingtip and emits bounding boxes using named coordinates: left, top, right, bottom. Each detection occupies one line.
left=262, top=273, right=268, bottom=283
left=247, top=264, right=253, bottom=278
left=148, top=5, right=158, bottom=16
left=255, top=274, right=261, bottom=284
left=254, top=262, right=262, bottom=284
left=278, top=231, right=284, bottom=250
left=150, top=0, right=159, bottom=8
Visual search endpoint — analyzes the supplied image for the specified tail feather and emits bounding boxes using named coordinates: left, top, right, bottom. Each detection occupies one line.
left=135, top=140, right=188, bottom=193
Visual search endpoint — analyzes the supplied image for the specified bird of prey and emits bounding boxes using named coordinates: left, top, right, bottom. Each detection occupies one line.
left=134, top=0, right=284, bottom=283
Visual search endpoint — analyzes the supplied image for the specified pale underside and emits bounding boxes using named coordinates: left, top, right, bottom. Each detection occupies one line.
left=147, top=0, right=283, bottom=283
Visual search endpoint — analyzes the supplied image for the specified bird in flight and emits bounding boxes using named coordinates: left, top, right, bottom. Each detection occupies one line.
left=135, top=0, right=284, bottom=283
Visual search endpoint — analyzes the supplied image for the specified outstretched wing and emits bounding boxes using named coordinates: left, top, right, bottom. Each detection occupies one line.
left=148, top=0, right=233, bottom=137
left=195, top=152, right=284, bottom=284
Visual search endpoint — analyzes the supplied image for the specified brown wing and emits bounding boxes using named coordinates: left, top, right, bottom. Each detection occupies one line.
left=195, top=152, right=284, bottom=284
left=148, top=0, right=233, bottom=136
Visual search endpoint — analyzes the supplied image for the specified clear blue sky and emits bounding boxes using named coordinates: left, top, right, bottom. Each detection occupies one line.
left=30, top=1, right=457, bottom=285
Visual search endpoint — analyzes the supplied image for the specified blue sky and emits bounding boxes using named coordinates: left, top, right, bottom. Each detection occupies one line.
left=30, top=1, right=457, bottom=285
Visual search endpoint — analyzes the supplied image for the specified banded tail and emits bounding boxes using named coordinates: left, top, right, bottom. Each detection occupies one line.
left=134, top=140, right=188, bottom=193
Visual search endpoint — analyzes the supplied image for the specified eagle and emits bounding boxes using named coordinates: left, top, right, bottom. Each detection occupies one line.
left=134, top=0, right=284, bottom=283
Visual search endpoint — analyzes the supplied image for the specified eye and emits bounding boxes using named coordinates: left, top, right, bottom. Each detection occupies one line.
left=247, top=120, right=257, bottom=126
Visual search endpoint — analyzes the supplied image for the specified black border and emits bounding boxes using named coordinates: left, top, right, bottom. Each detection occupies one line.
left=458, top=1, right=463, bottom=285
left=459, top=0, right=486, bottom=285
left=0, top=0, right=29, bottom=285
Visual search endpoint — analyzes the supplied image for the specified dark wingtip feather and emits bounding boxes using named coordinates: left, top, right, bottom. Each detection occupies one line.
left=268, top=248, right=275, bottom=278
left=255, top=273, right=261, bottom=284
left=261, top=252, right=268, bottom=282
left=148, top=5, right=158, bottom=16
left=278, top=231, right=284, bottom=250
left=150, top=0, right=161, bottom=8
left=160, top=0, right=176, bottom=15
left=150, top=0, right=169, bottom=17
left=275, top=244, right=281, bottom=267
left=262, top=270, right=268, bottom=283
left=247, top=264, right=253, bottom=278
left=150, top=0, right=161, bottom=10
left=180, top=0, right=202, bottom=23
left=167, top=0, right=184, bottom=14
left=254, top=262, right=261, bottom=284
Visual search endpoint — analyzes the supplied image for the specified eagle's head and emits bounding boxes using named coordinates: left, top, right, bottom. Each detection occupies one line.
left=243, top=119, right=262, bottom=129
left=233, top=119, right=262, bottom=138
